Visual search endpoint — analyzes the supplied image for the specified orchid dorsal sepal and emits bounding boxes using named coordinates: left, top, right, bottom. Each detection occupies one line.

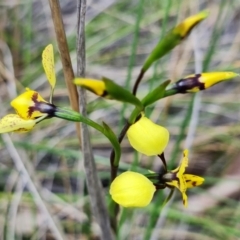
left=169, top=72, right=239, bottom=93
left=74, top=77, right=143, bottom=109
left=42, top=44, right=56, bottom=103
left=142, top=11, right=208, bottom=72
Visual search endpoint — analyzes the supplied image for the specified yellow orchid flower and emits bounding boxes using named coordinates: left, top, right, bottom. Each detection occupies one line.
left=163, top=150, right=204, bottom=207
left=0, top=114, right=37, bottom=133
left=127, top=114, right=169, bottom=156
left=11, top=88, right=55, bottom=120
left=110, top=171, right=156, bottom=208
left=172, top=72, right=239, bottom=93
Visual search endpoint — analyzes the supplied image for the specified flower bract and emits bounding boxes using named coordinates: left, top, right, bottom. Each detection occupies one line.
left=110, top=171, right=156, bottom=207
left=127, top=114, right=169, bottom=156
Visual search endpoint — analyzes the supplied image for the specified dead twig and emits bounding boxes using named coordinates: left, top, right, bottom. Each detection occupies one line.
left=48, top=0, right=81, bottom=143
left=76, top=0, right=114, bottom=239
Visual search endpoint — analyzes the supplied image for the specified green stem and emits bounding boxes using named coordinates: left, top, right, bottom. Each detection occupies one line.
left=128, top=107, right=142, bottom=124
left=163, top=88, right=178, bottom=98
left=55, top=107, right=104, bottom=132
left=54, top=107, right=121, bottom=165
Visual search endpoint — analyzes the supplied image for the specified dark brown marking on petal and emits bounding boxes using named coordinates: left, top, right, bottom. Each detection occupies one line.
left=27, top=92, right=39, bottom=118
left=192, top=181, right=197, bottom=186
left=183, top=199, right=186, bottom=205
left=28, top=106, right=35, bottom=118
left=32, top=92, right=38, bottom=103
left=173, top=74, right=205, bottom=93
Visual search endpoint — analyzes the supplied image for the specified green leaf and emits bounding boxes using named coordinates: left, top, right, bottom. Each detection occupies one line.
left=141, top=80, right=171, bottom=107
left=102, top=121, right=121, bottom=166
left=103, top=77, right=143, bottom=110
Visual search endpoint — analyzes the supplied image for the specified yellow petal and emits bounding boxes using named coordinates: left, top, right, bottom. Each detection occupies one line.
left=74, top=78, right=106, bottom=96
left=182, top=192, right=188, bottom=207
left=176, top=150, right=188, bottom=194
left=173, top=11, right=208, bottom=38
left=184, top=174, right=204, bottom=188
left=110, top=171, right=156, bottom=208
left=165, top=180, right=179, bottom=189
left=42, top=44, right=56, bottom=90
left=127, top=115, right=169, bottom=156
left=11, top=89, right=48, bottom=120
left=0, top=114, right=36, bottom=133
left=199, top=72, right=238, bottom=89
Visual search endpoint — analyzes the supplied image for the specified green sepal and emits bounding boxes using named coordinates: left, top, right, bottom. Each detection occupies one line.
left=141, top=80, right=171, bottom=107
left=102, top=121, right=121, bottom=166
left=103, top=77, right=143, bottom=110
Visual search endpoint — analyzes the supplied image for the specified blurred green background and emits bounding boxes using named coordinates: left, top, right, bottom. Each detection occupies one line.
left=0, top=0, right=240, bottom=239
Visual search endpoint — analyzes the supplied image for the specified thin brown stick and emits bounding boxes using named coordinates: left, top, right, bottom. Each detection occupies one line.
left=76, top=0, right=114, bottom=239
left=48, top=0, right=81, bottom=143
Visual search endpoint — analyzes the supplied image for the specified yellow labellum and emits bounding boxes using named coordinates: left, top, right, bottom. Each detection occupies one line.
left=0, top=114, right=36, bottom=133
left=74, top=78, right=106, bottom=96
left=173, top=11, right=209, bottom=38
left=42, top=44, right=56, bottom=90
left=11, top=88, right=48, bottom=120
left=110, top=171, right=156, bottom=207
left=127, top=115, right=169, bottom=156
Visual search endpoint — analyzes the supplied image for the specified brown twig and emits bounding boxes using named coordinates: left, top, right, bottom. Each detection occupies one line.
left=48, top=0, right=81, bottom=143
left=132, top=68, right=145, bottom=96
left=76, top=0, right=114, bottom=239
